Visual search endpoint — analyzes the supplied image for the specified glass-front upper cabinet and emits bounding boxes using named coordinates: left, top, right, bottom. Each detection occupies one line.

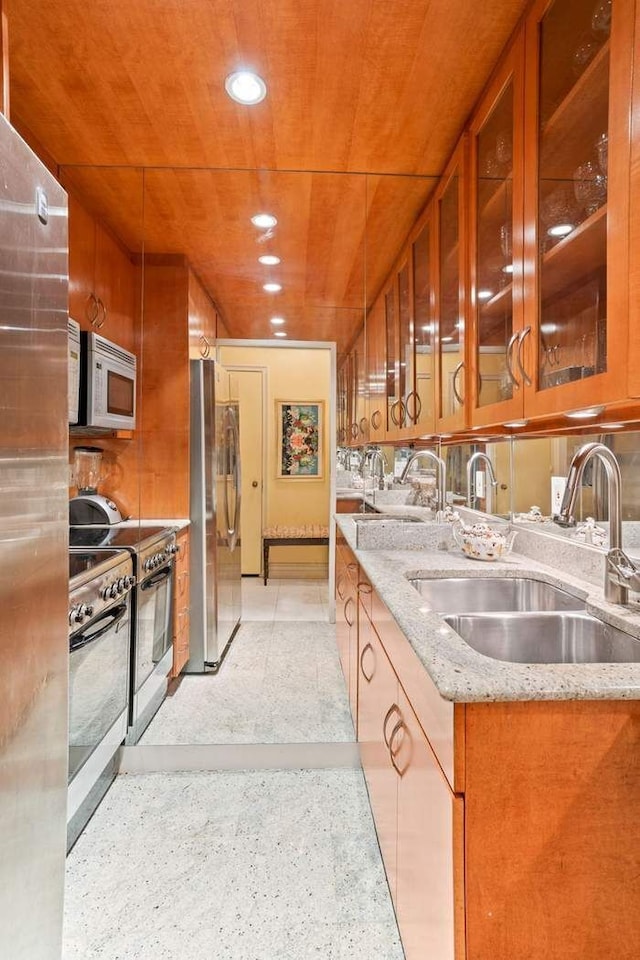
left=469, top=37, right=525, bottom=427
left=412, top=217, right=436, bottom=434
left=523, top=0, right=633, bottom=417
left=366, top=297, right=387, bottom=442
left=436, top=139, right=468, bottom=432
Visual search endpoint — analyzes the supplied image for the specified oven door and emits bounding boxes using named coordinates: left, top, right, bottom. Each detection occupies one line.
left=134, top=562, right=173, bottom=693
left=68, top=600, right=131, bottom=782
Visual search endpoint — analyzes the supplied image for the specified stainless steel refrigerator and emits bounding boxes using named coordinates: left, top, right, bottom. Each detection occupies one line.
left=0, top=115, right=69, bottom=958
left=187, top=359, right=242, bottom=672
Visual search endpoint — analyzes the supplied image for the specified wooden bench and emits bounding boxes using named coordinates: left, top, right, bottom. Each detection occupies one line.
left=262, top=526, right=330, bottom=585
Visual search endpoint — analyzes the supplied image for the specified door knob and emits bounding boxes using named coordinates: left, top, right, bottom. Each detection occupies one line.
left=252, top=481, right=258, bottom=488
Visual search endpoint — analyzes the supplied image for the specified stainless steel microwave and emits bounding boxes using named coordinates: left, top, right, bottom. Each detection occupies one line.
left=79, top=331, right=137, bottom=429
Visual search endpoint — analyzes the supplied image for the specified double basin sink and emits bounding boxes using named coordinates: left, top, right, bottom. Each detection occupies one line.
left=409, top=577, right=640, bottom=664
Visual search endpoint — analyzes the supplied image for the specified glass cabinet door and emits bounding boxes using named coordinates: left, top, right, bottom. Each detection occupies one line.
left=412, top=219, right=436, bottom=432
left=397, top=261, right=411, bottom=430
left=437, top=141, right=467, bottom=432
left=470, top=38, right=525, bottom=426
left=385, top=284, right=402, bottom=433
left=524, top=0, right=632, bottom=416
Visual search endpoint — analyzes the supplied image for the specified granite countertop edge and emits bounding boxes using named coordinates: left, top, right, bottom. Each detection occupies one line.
left=335, top=514, right=640, bottom=704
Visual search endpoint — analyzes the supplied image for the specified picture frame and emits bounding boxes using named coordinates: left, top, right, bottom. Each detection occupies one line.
left=276, top=401, right=324, bottom=479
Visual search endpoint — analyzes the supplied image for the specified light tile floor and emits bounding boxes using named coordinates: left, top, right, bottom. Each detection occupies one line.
left=63, top=579, right=405, bottom=959
left=63, top=769, right=404, bottom=960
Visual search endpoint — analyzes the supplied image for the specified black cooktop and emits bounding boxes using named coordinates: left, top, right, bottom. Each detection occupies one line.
left=69, top=548, right=124, bottom=580
left=69, top=525, right=169, bottom=549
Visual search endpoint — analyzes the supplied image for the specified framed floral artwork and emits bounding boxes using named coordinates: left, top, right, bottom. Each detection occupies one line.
left=276, top=401, right=324, bottom=478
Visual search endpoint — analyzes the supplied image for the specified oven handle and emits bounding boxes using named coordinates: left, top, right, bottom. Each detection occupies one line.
left=141, top=566, right=172, bottom=590
left=70, top=603, right=128, bottom=653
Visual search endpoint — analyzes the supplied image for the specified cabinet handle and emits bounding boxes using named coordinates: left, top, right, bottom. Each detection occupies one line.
left=86, top=292, right=100, bottom=326
left=95, top=297, right=106, bottom=329
left=350, top=422, right=360, bottom=439
left=336, top=574, right=347, bottom=601
left=382, top=702, right=401, bottom=747
left=359, top=416, right=369, bottom=435
left=370, top=409, right=382, bottom=430
left=199, top=334, right=211, bottom=358
left=516, top=326, right=532, bottom=386
left=452, top=361, right=465, bottom=406
left=406, top=390, right=422, bottom=422
left=359, top=642, right=376, bottom=683
left=505, top=330, right=520, bottom=388
left=389, top=400, right=400, bottom=426
left=344, top=596, right=355, bottom=627
left=357, top=580, right=372, bottom=595
left=347, top=562, right=358, bottom=575
left=389, top=718, right=412, bottom=778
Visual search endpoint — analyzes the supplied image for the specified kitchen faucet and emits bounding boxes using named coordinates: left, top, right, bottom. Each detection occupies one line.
left=553, top=441, right=640, bottom=604
left=364, top=447, right=386, bottom=491
left=398, top=449, right=447, bottom=517
left=466, top=451, right=498, bottom=512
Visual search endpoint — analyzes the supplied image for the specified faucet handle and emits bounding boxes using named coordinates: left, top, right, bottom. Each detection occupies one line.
left=607, top=548, right=640, bottom=592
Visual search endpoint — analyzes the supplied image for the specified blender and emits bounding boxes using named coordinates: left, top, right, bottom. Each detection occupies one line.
left=69, top=446, right=123, bottom=524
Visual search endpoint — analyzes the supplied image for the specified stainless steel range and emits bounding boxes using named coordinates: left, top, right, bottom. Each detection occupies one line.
left=69, top=525, right=178, bottom=743
left=68, top=548, right=135, bottom=850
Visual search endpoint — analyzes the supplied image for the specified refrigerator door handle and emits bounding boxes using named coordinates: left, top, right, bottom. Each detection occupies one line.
left=225, top=404, right=242, bottom=552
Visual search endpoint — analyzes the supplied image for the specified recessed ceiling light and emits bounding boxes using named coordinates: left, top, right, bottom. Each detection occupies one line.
left=477, top=289, right=494, bottom=300
left=441, top=336, right=454, bottom=343
left=547, top=223, right=574, bottom=238
left=251, top=213, right=277, bottom=229
left=270, top=317, right=285, bottom=325
left=600, top=422, right=625, bottom=429
left=503, top=419, right=529, bottom=428
left=225, top=71, right=267, bottom=105
left=259, top=255, right=281, bottom=265
left=263, top=282, right=282, bottom=293
left=274, top=331, right=287, bottom=338
left=565, top=405, right=605, bottom=420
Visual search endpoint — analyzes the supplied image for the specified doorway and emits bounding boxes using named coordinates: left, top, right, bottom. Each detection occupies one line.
left=231, top=367, right=265, bottom=576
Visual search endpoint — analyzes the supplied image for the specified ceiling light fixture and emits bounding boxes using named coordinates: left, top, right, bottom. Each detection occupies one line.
left=270, top=317, right=285, bottom=325
left=503, top=419, right=529, bottom=428
left=263, top=282, right=282, bottom=293
left=251, top=213, right=277, bottom=229
left=224, top=71, right=267, bottom=105
left=565, top=405, right=605, bottom=420
left=441, top=335, right=454, bottom=343
left=259, top=255, right=281, bottom=266
left=600, top=422, right=625, bottom=429
left=274, top=331, right=287, bottom=338
left=477, top=289, right=494, bottom=301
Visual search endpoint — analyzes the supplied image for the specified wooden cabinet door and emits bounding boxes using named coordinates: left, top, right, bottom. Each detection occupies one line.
left=411, top=216, right=437, bottom=434
left=469, top=35, right=526, bottom=428
left=335, top=544, right=352, bottom=687
left=171, top=529, right=191, bottom=678
left=436, top=138, right=469, bottom=433
left=68, top=193, right=97, bottom=328
left=94, top=223, right=135, bottom=352
left=522, top=0, right=634, bottom=417
left=394, top=687, right=461, bottom=960
left=357, top=613, right=399, bottom=904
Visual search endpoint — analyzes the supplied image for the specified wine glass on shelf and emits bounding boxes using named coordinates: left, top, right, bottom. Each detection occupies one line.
left=573, top=161, right=607, bottom=217
left=596, top=133, right=608, bottom=174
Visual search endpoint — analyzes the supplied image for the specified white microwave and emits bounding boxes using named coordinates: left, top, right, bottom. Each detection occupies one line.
left=79, top=332, right=137, bottom=430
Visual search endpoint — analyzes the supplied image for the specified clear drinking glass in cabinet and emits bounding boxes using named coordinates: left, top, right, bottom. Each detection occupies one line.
left=412, top=221, right=435, bottom=428
left=476, top=80, right=516, bottom=407
left=537, top=0, right=609, bottom=391
left=439, top=174, right=463, bottom=418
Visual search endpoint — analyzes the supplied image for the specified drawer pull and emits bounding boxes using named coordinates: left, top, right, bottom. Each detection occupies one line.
left=357, top=581, right=372, bottom=595
left=344, top=596, right=355, bottom=627
left=359, top=642, right=375, bottom=683
left=382, top=702, right=401, bottom=747
left=388, top=718, right=411, bottom=778
left=336, top=574, right=347, bottom=601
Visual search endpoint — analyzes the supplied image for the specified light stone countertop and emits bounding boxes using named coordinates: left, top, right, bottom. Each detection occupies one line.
left=336, top=512, right=640, bottom=703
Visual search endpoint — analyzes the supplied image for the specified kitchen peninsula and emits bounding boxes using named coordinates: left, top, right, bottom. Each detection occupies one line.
left=336, top=507, right=640, bottom=959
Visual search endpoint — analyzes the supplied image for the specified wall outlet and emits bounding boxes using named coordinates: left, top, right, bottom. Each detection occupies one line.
left=551, top=476, right=567, bottom=514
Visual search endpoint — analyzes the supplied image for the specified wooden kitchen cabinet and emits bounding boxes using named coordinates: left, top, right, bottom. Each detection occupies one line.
left=171, top=528, right=190, bottom=678
left=357, top=611, right=400, bottom=905
left=335, top=536, right=359, bottom=720
left=366, top=297, right=387, bottom=442
left=68, top=193, right=136, bottom=352
left=395, top=687, right=462, bottom=960
left=411, top=216, right=437, bottom=435
left=436, top=139, right=469, bottom=434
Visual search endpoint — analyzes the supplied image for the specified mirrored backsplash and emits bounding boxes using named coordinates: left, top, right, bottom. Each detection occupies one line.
left=339, top=428, right=640, bottom=553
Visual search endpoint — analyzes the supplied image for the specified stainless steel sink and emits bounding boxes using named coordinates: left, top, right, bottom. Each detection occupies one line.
left=442, top=612, right=640, bottom=663
left=409, top=576, right=584, bottom=612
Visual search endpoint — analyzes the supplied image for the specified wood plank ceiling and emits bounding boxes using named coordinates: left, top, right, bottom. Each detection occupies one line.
left=7, top=0, right=528, bottom=355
